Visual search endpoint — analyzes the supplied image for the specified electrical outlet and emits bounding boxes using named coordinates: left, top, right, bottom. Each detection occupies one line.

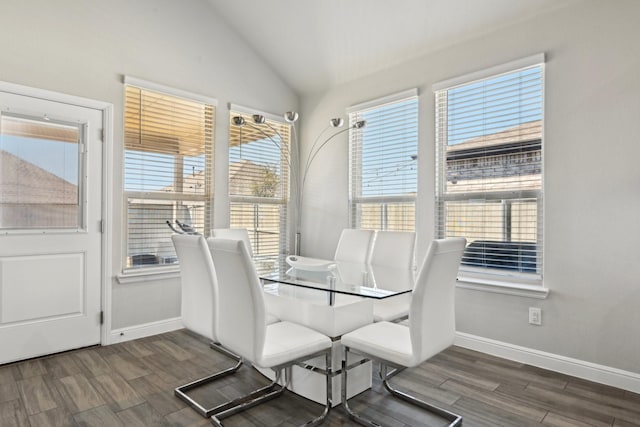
left=529, top=307, right=542, bottom=325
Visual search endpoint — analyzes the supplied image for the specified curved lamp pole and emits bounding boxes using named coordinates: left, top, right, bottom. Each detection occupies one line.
left=231, top=113, right=366, bottom=255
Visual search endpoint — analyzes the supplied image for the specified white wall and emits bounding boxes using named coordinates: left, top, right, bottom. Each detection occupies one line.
left=0, top=0, right=298, bottom=329
left=299, top=0, right=640, bottom=374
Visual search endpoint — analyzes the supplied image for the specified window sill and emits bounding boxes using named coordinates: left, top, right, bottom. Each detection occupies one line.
left=116, top=266, right=180, bottom=284
left=456, top=275, right=549, bottom=299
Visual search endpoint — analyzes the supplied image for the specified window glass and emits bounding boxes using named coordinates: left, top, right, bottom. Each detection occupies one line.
left=349, top=93, right=418, bottom=231
left=123, top=85, right=214, bottom=269
left=0, top=114, right=82, bottom=229
left=228, top=111, right=290, bottom=273
left=435, top=63, right=543, bottom=281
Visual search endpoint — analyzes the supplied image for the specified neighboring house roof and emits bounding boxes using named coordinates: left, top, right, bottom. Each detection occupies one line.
left=229, top=159, right=261, bottom=181
left=157, top=159, right=274, bottom=197
left=0, top=149, right=77, bottom=204
left=445, top=121, right=542, bottom=193
left=447, top=120, right=542, bottom=155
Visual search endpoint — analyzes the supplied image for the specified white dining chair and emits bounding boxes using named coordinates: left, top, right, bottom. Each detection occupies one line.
left=334, top=229, right=375, bottom=264
left=370, top=266, right=413, bottom=323
left=208, top=238, right=333, bottom=426
left=341, top=237, right=466, bottom=427
left=209, top=232, right=279, bottom=325
left=370, top=231, right=416, bottom=322
left=370, top=230, right=416, bottom=269
left=212, top=228, right=253, bottom=258
left=171, top=234, right=243, bottom=418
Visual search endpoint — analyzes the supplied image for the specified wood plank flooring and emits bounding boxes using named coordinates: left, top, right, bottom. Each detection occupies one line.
left=1, top=329, right=639, bottom=426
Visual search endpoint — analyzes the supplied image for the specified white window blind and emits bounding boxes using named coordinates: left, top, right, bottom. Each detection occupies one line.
left=123, top=83, right=214, bottom=270
left=228, top=110, right=290, bottom=273
left=349, top=90, right=418, bottom=231
left=435, top=58, right=544, bottom=284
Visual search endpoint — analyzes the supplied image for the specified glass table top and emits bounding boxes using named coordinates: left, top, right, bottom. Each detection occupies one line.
left=260, top=257, right=414, bottom=300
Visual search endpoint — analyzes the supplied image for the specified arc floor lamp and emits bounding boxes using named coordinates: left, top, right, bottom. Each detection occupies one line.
left=232, top=112, right=366, bottom=255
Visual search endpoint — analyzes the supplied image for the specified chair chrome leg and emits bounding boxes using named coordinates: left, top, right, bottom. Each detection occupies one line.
left=381, top=369, right=462, bottom=426
left=301, top=351, right=332, bottom=427
left=210, top=341, right=244, bottom=360
left=174, top=342, right=243, bottom=418
left=211, top=349, right=333, bottom=427
left=342, top=347, right=463, bottom=427
left=378, top=363, right=404, bottom=381
left=342, top=347, right=380, bottom=427
left=210, top=369, right=285, bottom=426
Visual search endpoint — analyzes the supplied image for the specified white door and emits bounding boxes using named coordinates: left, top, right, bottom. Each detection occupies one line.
left=0, top=89, right=103, bottom=364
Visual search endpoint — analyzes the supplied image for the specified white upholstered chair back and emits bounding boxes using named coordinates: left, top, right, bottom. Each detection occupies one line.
left=370, top=231, right=416, bottom=270
left=207, top=238, right=266, bottom=363
left=409, top=237, right=466, bottom=363
left=334, top=229, right=375, bottom=264
left=212, top=228, right=253, bottom=258
left=171, top=234, right=218, bottom=342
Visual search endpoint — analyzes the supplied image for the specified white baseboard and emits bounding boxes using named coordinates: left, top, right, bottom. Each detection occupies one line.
left=455, top=332, right=640, bottom=394
left=110, top=317, right=183, bottom=344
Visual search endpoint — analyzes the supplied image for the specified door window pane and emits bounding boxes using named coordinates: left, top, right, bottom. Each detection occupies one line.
left=0, top=114, right=82, bottom=229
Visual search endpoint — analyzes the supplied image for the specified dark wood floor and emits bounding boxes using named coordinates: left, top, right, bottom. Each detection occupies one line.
left=1, top=329, right=639, bottom=427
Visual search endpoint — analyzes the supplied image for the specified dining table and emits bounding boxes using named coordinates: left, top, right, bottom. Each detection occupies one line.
left=257, top=255, right=415, bottom=406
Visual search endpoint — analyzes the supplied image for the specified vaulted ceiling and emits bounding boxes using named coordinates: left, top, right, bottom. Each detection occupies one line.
left=207, top=0, right=580, bottom=95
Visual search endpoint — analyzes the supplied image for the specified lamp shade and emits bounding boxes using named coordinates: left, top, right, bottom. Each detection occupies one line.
left=252, top=114, right=266, bottom=124
left=330, top=118, right=344, bottom=128
left=284, top=111, right=299, bottom=123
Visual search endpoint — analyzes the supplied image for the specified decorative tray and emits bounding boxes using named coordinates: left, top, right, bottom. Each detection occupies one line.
left=285, top=255, right=335, bottom=271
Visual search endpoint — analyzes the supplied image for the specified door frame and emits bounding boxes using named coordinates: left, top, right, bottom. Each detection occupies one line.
left=0, top=80, right=114, bottom=346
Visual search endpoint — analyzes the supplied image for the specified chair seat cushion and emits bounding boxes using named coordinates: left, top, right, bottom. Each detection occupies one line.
left=257, top=321, right=332, bottom=368
left=373, top=294, right=410, bottom=322
left=341, top=321, right=419, bottom=367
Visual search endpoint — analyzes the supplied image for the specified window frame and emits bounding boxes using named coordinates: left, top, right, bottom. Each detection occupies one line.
left=433, top=54, right=547, bottom=295
left=228, top=105, right=291, bottom=271
left=121, top=77, right=216, bottom=274
left=348, top=89, right=419, bottom=232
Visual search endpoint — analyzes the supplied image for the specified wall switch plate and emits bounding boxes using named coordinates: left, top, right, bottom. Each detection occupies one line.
left=529, top=307, right=542, bottom=325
